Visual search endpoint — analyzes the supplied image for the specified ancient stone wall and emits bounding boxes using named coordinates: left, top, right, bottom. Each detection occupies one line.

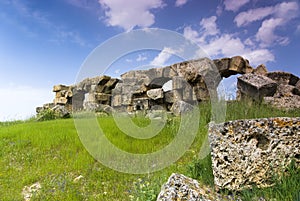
left=208, top=117, right=300, bottom=191
left=36, top=75, right=119, bottom=115
left=37, top=55, right=300, bottom=116
left=111, top=56, right=252, bottom=114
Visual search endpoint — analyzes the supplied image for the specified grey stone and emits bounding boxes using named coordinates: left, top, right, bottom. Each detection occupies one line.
left=267, top=71, right=299, bottom=86
left=253, top=64, right=268, bottom=76
left=237, top=74, right=277, bottom=101
left=147, top=88, right=164, bottom=100
left=171, top=100, right=194, bottom=116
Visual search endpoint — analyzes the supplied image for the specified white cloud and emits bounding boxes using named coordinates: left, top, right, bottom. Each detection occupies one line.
left=126, top=59, right=133, bottom=62
left=151, top=47, right=177, bottom=66
left=183, top=26, right=202, bottom=43
left=241, top=49, right=275, bottom=65
left=256, top=18, right=289, bottom=47
left=98, top=0, right=165, bottom=31
left=234, top=1, right=299, bottom=27
left=0, top=85, right=53, bottom=121
left=234, top=7, right=274, bottom=27
left=136, top=54, right=147, bottom=62
left=200, top=16, right=219, bottom=37
left=175, top=0, right=188, bottom=7
left=224, top=0, right=250, bottom=12
left=183, top=16, right=275, bottom=66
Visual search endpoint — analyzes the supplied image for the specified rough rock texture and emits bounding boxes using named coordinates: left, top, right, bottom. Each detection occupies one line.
left=112, top=56, right=253, bottom=115
left=37, top=56, right=299, bottom=116
left=253, top=64, right=268, bottom=75
left=170, top=100, right=195, bottom=116
left=267, top=71, right=299, bottom=86
left=261, top=72, right=300, bottom=109
left=209, top=117, right=300, bottom=191
left=36, top=76, right=119, bottom=116
left=237, top=74, right=277, bottom=101
left=156, top=173, right=241, bottom=201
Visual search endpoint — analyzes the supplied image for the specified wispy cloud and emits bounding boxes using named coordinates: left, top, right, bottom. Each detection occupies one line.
left=151, top=47, right=178, bottom=66
left=98, top=0, right=165, bottom=31
left=223, top=0, right=250, bottom=12
left=234, top=1, right=299, bottom=27
left=175, top=0, right=188, bottom=7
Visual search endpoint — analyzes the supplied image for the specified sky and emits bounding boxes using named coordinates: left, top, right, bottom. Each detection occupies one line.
left=0, top=0, right=299, bottom=121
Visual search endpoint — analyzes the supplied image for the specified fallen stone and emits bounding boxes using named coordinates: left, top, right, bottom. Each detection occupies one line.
left=147, top=88, right=164, bottom=100
left=267, top=71, right=299, bottom=86
left=237, top=74, right=277, bottom=101
left=171, top=100, right=194, bottom=116
left=209, top=117, right=300, bottom=191
left=22, top=182, right=41, bottom=201
left=156, top=173, right=241, bottom=201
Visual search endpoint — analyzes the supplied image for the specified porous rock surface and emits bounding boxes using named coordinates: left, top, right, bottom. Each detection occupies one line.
left=156, top=173, right=241, bottom=201
left=208, top=117, right=300, bottom=191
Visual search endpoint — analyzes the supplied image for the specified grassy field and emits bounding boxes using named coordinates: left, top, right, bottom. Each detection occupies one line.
left=0, top=101, right=299, bottom=200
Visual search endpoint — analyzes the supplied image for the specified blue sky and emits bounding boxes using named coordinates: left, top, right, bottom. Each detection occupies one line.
left=0, top=0, right=299, bottom=121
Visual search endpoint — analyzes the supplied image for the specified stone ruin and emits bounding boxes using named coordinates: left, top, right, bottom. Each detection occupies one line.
left=35, top=56, right=300, bottom=199
left=37, top=55, right=300, bottom=117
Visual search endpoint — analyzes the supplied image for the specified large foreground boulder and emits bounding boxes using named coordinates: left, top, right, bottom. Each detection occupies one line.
left=209, top=117, right=300, bottom=191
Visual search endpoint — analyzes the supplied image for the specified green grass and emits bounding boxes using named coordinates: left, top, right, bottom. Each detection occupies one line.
left=0, top=101, right=299, bottom=200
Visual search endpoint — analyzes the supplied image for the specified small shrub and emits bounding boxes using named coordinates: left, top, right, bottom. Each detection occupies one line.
left=37, top=108, right=57, bottom=121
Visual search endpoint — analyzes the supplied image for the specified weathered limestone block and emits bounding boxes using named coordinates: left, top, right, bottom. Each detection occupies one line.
left=263, top=96, right=300, bottom=109
left=213, top=57, right=231, bottom=78
left=97, top=75, right=111, bottom=86
left=157, top=173, right=230, bottom=201
left=253, top=64, right=268, bottom=76
left=237, top=74, right=277, bottom=101
left=293, top=80, right=300, bottom=96
left=162, top=66, right=177, bottom=77
left=267, top=71, right=299, bottom=86
left=171, top=100, right=194, bottom=116
left=53, top=84, right=69, bottom=92
left=54, top=97, right=68, bottom=105
left=209, top=117, right=300, bottom=191
left=120, top=70, right=135, bottom=79
left=111, top=95, right=122, bottom=107
left=172, top=76, right=185, bottom=90
left=273, top=84, right=295, bottom=98
left=95, top=93, right=111, bottom=102
left=121, top=94, right=132, bottom=105
left=103, top=78, right=119, bottom=93
left=229, top=56, right=253, bottom=74
left=164, top=91, right=174, bottom=103
left=147, top=88, right=163, bottom=100
left=112, top=83, right=123, bottom=95
left=183, top=85, right=193, bottom=102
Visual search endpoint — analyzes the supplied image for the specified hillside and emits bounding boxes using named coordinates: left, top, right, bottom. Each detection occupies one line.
left=1, top=102, right=300, bottom=200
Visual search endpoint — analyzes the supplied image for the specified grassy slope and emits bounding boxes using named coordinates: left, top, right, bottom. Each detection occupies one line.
left=0, top=102, right=299, bottom=200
